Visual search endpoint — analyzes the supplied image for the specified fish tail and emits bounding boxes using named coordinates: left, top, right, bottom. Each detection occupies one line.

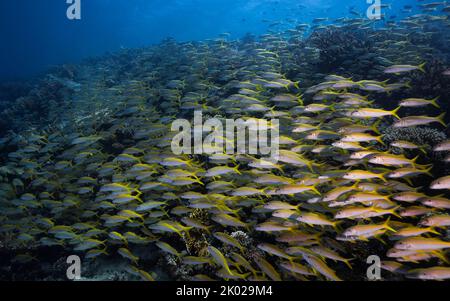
left=296, top=93, right=304, bottom=105
left=419, top=146, right=427, bottom=155
left=329, top=103, right=337, bottom=112
left=270, top=106, right=277, bottom=115
left=374, top=234, right=386, bottom=245
left=412, top=155, right=420, bottom=166
left=186, top=158, right=196, bottom=167
left=234, top=164, right=242, bottom=175
left=204, top=226, right=212, bottom=234
left=238, top=272, right=251, bottom=280
left=389, top=206, right=402, bottom=219
left=376, top=135, right=385, bottom=145
left=349, top=182, right=360, bottom=191
left=274, top=163, right=284, bottom=174
left=431, top=97, right=440, bottom=108
left=384, top=217, right=396, bottom=233
left=404, top=177, right=414, bottom=186
left=261, top=187, right=271, bottom=197
left=162, top=208, right=171, bottom=218
left=371, top=119, right=382, bottom=134
left=431, top=251, right=448, bottom=264
left=418, top=62, right=426, bottom=73
left=392, top=106, right=401, bottom=119
left=310, top=185, right=321, bottom=196
left=428, top=227, right=440, bottom=235
left=183, top=230, right=191, bottom=240
left=333, top=221, right=343, bottom=232
left=424, top=165, right=433, bottom=177
left=344, top=259, right=353, bottom=270
left=437, top=112, right=447, bottom=127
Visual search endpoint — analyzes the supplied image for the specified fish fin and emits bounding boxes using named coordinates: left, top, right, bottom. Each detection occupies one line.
left=389, top=206, right=402, bottom=219
left=419, top=146, right=427, bottom=155
left=310, top=185, right=321, bottom=196
left=431, top=97, right=440, bottom=108
left=431, top=251, right=448, bottom=264
left=234, top=164, right=242, bottom=175
left=437, top=112, right=447, bottom=127
left=379, top=173, right=388, bottom=183
left=358, top=236, right=369, bottom=242
left=376, top=135, right=385, bottom=146
left=428, top=227, right=440, bottom=235
left=404, top=177, right=413, bottom=186
left=418, top=62, right=426, bottom=73
left=424, top=166, right=433, bottom=177
left=276, top=164, right=285, bottom=174
left=204, top=226, right=213, bottom=234
left=374, top=235, right=386, bottom=245
left=371, top=119, right=382, bottom=135
left=329, top=103, right=337, bottom=112
left=349, top=182, right=361, bottom=191
left=296, top=93, right=304, bottom=105
left=343, top=259, right=353, bottom=270
left=383, top=217, right=396, bottom=233
left=333, top=221, right=343, bottom=232
left=269, top=105, right=277, bottom=115
left=391, top=106, right=401, bottom=119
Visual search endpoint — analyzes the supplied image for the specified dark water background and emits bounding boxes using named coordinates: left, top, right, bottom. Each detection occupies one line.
left=1, top=0, right=421, bottom=81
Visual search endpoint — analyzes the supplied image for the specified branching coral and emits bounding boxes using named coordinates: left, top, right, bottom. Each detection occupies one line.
left=182, top=209, right=211, bottom=256
left=382, top=126, right=447, bottom=168
left=308, top=28, right=375, bottom=75
left=0, top=79, right=72, bottom=136
left=383, top=126, right=447, bottom=149
left=408, top=58, right=450, bottom=115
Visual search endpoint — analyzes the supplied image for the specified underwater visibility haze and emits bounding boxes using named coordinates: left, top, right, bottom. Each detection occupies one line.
left=1, top=0, right=450, bottom=282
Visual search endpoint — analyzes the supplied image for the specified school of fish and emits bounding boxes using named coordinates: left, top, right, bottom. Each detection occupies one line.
left=1, top=1, right=450, bottom=281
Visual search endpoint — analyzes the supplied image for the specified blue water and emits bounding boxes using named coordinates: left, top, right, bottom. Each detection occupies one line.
left=1, top=0, right=422, bottom=81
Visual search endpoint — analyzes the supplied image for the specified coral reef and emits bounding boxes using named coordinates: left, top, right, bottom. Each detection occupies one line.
left=408, top=58, right=450, bottom=120
left=0, top=6, right=449, bottom=282
left=308, top=27, right=375, bottom=76
left=383, top=126, right=447, bottom=155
